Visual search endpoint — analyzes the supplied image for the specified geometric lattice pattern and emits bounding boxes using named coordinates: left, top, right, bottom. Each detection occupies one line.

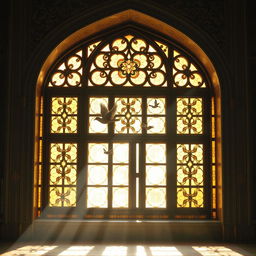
left=40, top=32, right=215, bottom=219
left=48, top=51, right=83, bottom=88
left=177, top=97, right=203, bottom=134
left=49, top=143, right=77, bottom=207
left=51, top=97, right=78, bottom=133
left=177, top=144, right=204, bottom=208
left=88, top=35, right=167, bottom=87
left=173, top=50, right=206, bottom=88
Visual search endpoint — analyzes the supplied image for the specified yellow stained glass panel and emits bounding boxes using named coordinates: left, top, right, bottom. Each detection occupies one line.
left=113, top=37, right=128, bottom=51
left=63, top=187, right=76, bottom=207
left=212, top=165, right=216, bottom=186
left=177, top=144, right=203, bottom=164
left=191, top=166, right=204, bottom=186
left=173, top=51, right=206, bottom=88
left=177, top=166, right=189, bottom=186
left=51, top=116, right=77, bottom=133
left=177, top=188, right=203, bottom=208
left=176, top=98, right=203, bottom=134
left=50, top=165, right=77, bottom=185
left=88, top=35, right=167, bottom=87
left=49, top=187, right=62, bottom=207
left=90, top=70, right=108, bottom=86
left=114, top=97, right=142, bottom=134
left=49, top=187, right=76, bottom=207
left=177, top=188, right=189, bottom=208
left=51, top=97, right=78, bottom=114
left=131, top=38, right=147, bottom=52
left=177, top=166, right=203, bottom=186
left=212, top=141, right=216, bottom=163
left=50, top=143, right=77, bottom=163
left=174, top=55, right=188, bottom=71
left=115, top=117, right=142, bottom=134
left=212, top=188, right=216, bottom=209
left=51, top=97, right=78, bottom=133
left=48, top=51, right=82, bottom=87
left=67, top=55, right=82, bottom=70
left=191, top=188, right=204, bottom=207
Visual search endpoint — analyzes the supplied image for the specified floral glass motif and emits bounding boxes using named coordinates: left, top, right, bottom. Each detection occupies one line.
left=114, top=97, right=142, bottom=134
left=173, top=51, right=206, bottom=88
left=145, top=144, right=166, bottom=208
left=177, top=144, right=204, bottom=208
left=49, top=143, right=77, bottom=207
left=51, top=97, right=78, bottom=133
left=176, top=98, right=203, bottom=134
left=48, top=50, right=83, bottom=87
left=88, top=35, right=167, bottom=87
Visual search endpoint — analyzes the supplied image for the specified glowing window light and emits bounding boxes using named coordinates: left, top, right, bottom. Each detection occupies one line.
left=150, top=246, right=183, bottom=256
left=136, top=246, right=147, bottom=256
left=2, top=245, right=58, bottom=256
left=193, top=246, right=244, bottom=256
left=102, top=246, right=127, bottom=256
left=58, top=246, right=94, bottom=255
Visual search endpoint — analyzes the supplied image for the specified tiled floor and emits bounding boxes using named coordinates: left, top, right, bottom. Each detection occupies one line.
left=0, top=242, right=255, bottom=256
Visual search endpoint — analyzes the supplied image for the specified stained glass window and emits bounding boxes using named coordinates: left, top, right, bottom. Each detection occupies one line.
left=38, top=28, right=216, bottom=220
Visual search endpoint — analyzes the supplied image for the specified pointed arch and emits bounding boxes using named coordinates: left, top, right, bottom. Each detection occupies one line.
left=33, top=10, right=222, bottom=222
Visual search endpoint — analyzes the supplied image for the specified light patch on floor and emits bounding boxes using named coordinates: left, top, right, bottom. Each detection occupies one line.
left=1, top=243, right=254, bottom=256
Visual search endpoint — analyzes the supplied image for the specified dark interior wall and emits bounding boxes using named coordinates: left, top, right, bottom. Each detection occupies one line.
left=247, top=0, right=256, bottom=225
left=0, top=0, right=10, bottom=226
left=1, top=0, right=255, bottom=241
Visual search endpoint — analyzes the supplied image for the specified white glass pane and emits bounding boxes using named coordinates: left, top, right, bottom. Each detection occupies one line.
left=112, top=165, right=129, bottom=185
left=146, top=165, right=166, bottom=185
left=88, top=165, right=108, bottom=185
left=88, top=143, right=108, bottom=163
left=146, top=144, right=166, bottom=163
left=113, top=143, right=129, bottom=163
left=112, top=187, right=129, bottom=208
left=87, top=187, right=108, bottom=208
left=146, top=188, right=166, bottom=208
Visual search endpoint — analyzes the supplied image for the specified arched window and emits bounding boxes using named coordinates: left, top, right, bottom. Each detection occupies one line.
left=37, top=26, right=217, bottom=220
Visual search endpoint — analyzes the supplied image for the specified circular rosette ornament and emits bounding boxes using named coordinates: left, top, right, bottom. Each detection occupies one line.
left=117, top=59, right=140, bottom=78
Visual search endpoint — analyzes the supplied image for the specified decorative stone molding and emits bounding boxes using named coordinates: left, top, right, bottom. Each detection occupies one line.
left=30, top=0, right=224, bottom=51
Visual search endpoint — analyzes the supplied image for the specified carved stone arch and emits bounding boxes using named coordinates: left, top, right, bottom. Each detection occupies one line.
left=28, top=7, right=227, bottom=240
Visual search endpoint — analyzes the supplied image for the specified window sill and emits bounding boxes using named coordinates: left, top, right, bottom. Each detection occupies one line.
left=27, top=219, right=222, bottom=242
